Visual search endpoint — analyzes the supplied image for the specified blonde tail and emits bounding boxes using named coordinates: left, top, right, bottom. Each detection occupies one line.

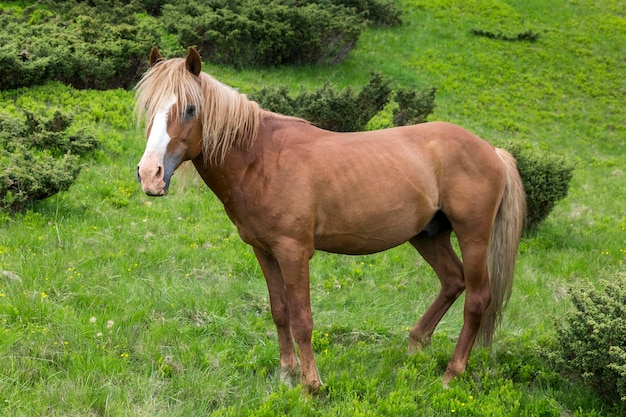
left=479, top=148, right=526, bottom=346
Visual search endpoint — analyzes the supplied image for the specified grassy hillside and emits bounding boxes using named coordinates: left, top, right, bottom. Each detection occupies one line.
left=0, top=0, right=624, bottom=415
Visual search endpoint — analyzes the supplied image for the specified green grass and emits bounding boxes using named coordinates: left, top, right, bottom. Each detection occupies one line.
left=1, top=0, right=625, bottom=415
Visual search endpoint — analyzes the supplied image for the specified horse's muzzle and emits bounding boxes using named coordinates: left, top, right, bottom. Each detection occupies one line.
left=137, top=154, right=173, bottom=196
left=137, top=148, right=183, bottom=196
left=137, top=167, right=168, bottom=196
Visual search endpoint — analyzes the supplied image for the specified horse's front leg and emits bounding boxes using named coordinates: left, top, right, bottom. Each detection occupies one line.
left=253, top=247, right=299, bottom=386
left=274, top=242, right=322, bottom=395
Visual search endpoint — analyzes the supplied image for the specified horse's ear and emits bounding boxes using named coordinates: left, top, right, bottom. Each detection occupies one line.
left=185, top=47, right=202, bottom=77
left=149, top=47, right=164, bottom=67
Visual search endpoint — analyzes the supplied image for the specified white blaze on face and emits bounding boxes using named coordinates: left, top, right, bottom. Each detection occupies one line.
left=138, top=95, right=177, bottom=195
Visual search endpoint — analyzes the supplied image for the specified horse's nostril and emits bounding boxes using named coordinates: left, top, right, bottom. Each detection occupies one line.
left=137, top=166, right=142, bottom=182
left=155, top=165, right=163, bottom=178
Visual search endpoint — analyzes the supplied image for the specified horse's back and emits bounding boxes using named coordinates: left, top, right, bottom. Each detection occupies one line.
left=238, top=118, right=507, bottom=255
left=264, top=121, right=503, bottom=254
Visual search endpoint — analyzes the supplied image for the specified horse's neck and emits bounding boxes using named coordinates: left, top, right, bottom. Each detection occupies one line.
left=191, top=114, right=311, bottom=204
left=191, top=146, right=252, bottom=206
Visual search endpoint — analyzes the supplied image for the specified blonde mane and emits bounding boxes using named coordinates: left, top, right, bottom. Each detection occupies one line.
left=134, top=58, right=262, bottom=165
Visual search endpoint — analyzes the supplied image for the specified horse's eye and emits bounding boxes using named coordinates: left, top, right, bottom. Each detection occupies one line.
left=184, top=104, right=197, bottom=119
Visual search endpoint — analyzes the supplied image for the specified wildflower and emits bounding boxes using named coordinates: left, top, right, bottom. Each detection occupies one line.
left=41, top=292, right=48, bottom=299
left=89, top=317, right=97, bottom=324
left=107, top=320, right=115, bottom=328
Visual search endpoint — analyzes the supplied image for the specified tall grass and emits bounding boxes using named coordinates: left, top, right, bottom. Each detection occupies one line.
left=1, top=0, right=624, bottom=415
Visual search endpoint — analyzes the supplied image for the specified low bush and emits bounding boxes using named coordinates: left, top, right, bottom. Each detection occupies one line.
left=470, top=28, right=540, bottom=42
left=297, top=73, right=393, bottom=131
left=252, top=73, right=393, bottom=131
left=545, top=275, right=626, bottom=407
left=333, top=0, right=402, bottom=26
left=0, top=110, right=98, bottom=213
left=0, top=1, right=159, bottom=90
left=1, top=0, right=401, bottom=90
left=161, top=0, right=364, bottom=66
left=253, top=75, right=438, bottom=131
left=392, top=86, right=437, bottom=126
left=504, top=142, right=574, bottom=231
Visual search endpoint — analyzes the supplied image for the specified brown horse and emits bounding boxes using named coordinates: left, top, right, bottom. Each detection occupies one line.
left=135, top=47, right=526, bottom=394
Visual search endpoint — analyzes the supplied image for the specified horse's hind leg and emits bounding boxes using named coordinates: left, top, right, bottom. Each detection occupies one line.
left=252, top=247, right=299, bottom=386
left=408, top=229, right=465, bottom=353
left=442, top=222, right=493, bottom=386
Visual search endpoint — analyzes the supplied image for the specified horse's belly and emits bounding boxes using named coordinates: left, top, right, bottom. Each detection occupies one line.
left=314, top=234, right=409, bottom=255
left=313, top=209, right=432, bottom=255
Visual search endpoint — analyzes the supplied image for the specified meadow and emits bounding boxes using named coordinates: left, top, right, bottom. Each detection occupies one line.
left=0, top=0, right=624, bottom=415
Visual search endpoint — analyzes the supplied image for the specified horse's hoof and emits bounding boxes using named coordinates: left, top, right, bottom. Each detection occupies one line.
left=301, top=380, right=323, bottom=398
left=279, top=366, right=300, bottom=387
left=442, top=370, right=455, bottom=389
left=408, top=336, right=431, bottom=354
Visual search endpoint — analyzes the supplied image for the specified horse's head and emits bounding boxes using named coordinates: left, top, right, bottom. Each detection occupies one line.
left=136, top=47, right=204, bottom=196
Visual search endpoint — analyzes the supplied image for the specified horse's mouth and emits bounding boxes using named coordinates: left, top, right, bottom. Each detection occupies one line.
left=144, top=188, right=166, bottom=197
left=137, top=153, right=178, bottom=196
left=141, top=176, right=171, bottom=196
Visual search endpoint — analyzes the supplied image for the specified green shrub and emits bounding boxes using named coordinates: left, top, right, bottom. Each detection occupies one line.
left=392, top=86, right=437, bottom=126
left=332, top=0, right=402, bottom=26
left=504, top=141, right=574, bottom=231
left=250, top=86, right=296, bottom=117
left=297, top=73, right=392, bottom=131
left=470, top=28, right=540, bottom=42
left=545, top=275, right=626, bottom=407
left=0, top=110, right=98, bottom=213
left=252, top=75, right=439, bottom=132
left=252, top=73, right=393, bottom=131
left=1, top=0, right=399, bottom=85
left=0, top=43, right=51, bottom=90
left=0, top=1, right=159, bottom=90
left=162, top=0, right=364, bottom=66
